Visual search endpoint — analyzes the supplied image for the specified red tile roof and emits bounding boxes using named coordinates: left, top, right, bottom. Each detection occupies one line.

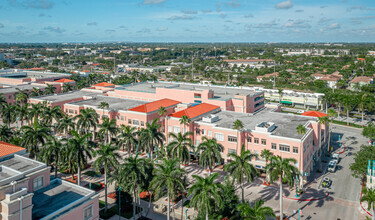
left=170, top=103, right=220, bottom=119
left=55, top=78, right=75, bottom=83
left=224, top=59, right=273, bottom=62
left=301, top=111, right=327, bottom=118
left=129, top=98, right=181, bottom=113
left=93, top=82, right=115, bottom=87
left=0, top=141, right=25, bottom=158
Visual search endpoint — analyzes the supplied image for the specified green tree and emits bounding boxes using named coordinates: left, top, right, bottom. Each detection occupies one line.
left=225, top=144, right=258, bottom=202
left=140, top=118, right=165, bottom=160
left=150, top=159, right=186, bottom=220
left=99, top=101, right=109, bottom=119
left=350, top=145, right=375, bottom=178
left=29, top=87, right=44, bottom=97
left=21, top=122, right=50, bottom=158
left=188, top=173, right=224, bottom=220
left=93, top=143, right=121, bottom=212
left=278, top=88, right=284, bottom=104
left=197, top=137, right=223, bottom=175
left=75, top=108, right=99, bottom=136
left=62, top=83, right=73, bottom=93
left=266, top=156, right=298, bottom=220
left=111, top=154, right=153, bottom=220
left=363, top=124, right=375, bottom=144
left=296, top=124, right=306, bottom=135
left=0, top=125, right=14, bottom=142
left=179, top=115, right=190, bottom=133
left=44, top=84, right=56, bottom=95
left=0, top=103, right=16, bottom=127
left=158, top=106, right=167, bottom=130
left=236, top=199, right=276, bottom=220
left=39, top=136, right=65, bottom=178
left=56, top=115, right=74, bottom=137
left=118, top=125, right=138, bottom=155
left=15, top=88, right=28, bottom=106
left=98, top=118, right=118, bottom=144
left=66, top=130, right=93, bottom=186
left=361, top=188, right=375, bottom=220
left=41, top=106, right=64, bottom=127
left=233, top=119, right=244, bottom=152
left=15, top=103, right=29, bottom=127
left=167, top=132, right=193, bottom=165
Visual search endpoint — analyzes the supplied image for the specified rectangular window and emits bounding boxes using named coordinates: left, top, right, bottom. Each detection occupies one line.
left=141, top=121, right=144, bottom=126
left=202, top=129, right=205, bottom=135
left=228, top=136, right=237, bottom=143
left=33, top=176, right=44, bottom=191
left=271, top=143, right=277, bottom=150
left=183, top=128, right=186, bottom=134
left=196, top=140, right=200, bottom=146
left=173, top=126, right=181, bottom=133
left=261, top=139, right=266, bottom=145
left=116, top=116, right=120, bottom=120
left=69, top=109, right=74, bottom=114
left=247, top=137, right=252, bottom=143
left=194, top=93, right=202, bottom=98
left=75, top=110, right=77, bottom=114
left=133, top=120, right=139, bottom=125
left=168, top=126, right=172, bottom=132
left=228, top=149, right=237, bottom=155
left=254, top=138, right=259, bottom=144
left=128, top=119, right=132, bottom=124
left=196, top=129, right=200, bottom=135
left=279, top=144, right=290, bottom=152
left=254, top=150, right=259, bottom=160
left=207, top=130, right=212, bottom=137
left=214, top=133, right=224, bottom=141
left=121, top=116, right=124, bottom=121
left=293, top=147, right=299, bottom=154
left=84, top=205, right=93, bottom=220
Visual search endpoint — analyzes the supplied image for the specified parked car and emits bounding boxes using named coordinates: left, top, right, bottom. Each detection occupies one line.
left=332, top=153, right=340, bottom=164
left=322, top=177, right=332, bottom=188
left=328, top=160, right=337, bottom=172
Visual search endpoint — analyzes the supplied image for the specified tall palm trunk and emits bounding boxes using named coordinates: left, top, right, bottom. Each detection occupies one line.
left=347, top=108, right=349, bottom=126
left=362, top=108, right=364, bottom=125
left=205, top=208, right=209, bottom=220
left=279, top=175, right=283, bottom=220
left=77, top=165, right=81, bottom=186
left=133, top=188, right=136, bottom=220
left=373, top=207, right=375, bottom=220
left=241, top=182, right=245, bottom=203
left=167, top=190, right=170, bottom=220
left=104, top=169, right=108, bottom=213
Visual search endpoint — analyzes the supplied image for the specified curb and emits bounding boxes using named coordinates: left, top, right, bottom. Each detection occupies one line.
left=360, top=181, right=373, bottom=217
left=282, top=191, right=329, bottom=201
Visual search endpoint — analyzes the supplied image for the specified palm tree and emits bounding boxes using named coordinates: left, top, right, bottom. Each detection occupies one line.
left=179, top=115, right=190, bottom=133
left=29, top=87, right=44, bottom=97
left=361, top=187, right=375, bottom=220
left=39, top=136, right=65, bottom=178
left=0, top=125, right=14, bottom=142
left=21, top=122, right=50, bottom=158
left=327, top=108, right=336, bottom=151
left=118, top=125, right=138, bottom=155
left=99, top=101, right=109, bottom=119
left=65, top=130, right=94, bottom=186
left=42, top=106, right=64, bottom=128
left=225, top=144, right=258, bottom=202
left=236, top=199, right=276, bottom=220
left=75, top=108, right=99, bottom=136
left=197, top=137, right=223, bottom=175
left=15, top=88, right=28, bottom=106
left=358, top=93, right=369, bottom=125
left=342, top=95, right=357, bottom=126
left=28, top=103, right=44, bottom=125
left=363, top=123, right=375, bottom=145
left=44, top=84, right=56, bottom=95
left=93, top=143, right=121, bottom=212
left=278, top=88, right=283, bottom=104
left=296, top=124, right=306, bottom=135
left=62, top=83, right=73, bottom=93
left=15, top=103, right=29, bottom=127
left=0, top=103, right=16, bottom=127
left=98, top=118, right=118, bottom=144
left=188, top=173, right=224, bottom=220
left=158, top=106, right=167, bottom=131
left=140, top=118, right=165, bottom=160
left=167, top=132, right=193, bottom=165
left=266, top=156, right=299, bottom=220
left=112, top=154, right=153, bottom=220
left=233, top=119, right=244, bottom=152
left=150, top=158, right=186, bottom=220
left=56, top=115, right=74, bottom=137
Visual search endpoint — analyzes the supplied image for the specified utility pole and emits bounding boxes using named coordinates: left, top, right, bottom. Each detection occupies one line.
left=273, top=63, right=276, bottom=88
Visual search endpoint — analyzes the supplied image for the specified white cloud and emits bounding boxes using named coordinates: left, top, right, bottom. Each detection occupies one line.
left=168, top=15, right=196, bottom=20
left=87, top=22, right=98, bottom=26
left=275, top=0, right=293, bottom=9
left=244, top=13, right=254, bottom=18
left=181, top=9, right=197, bottom=14
left=216, top=2, right=222, bottom=12
left=327, top=23, right=340, bottom=30
left=284, top=19, right=311, bottom=28
left=156, top=27, right=168, bottom=31
left=226, top=0, right=240, bottom=8
left=142, top=0, right=165, bottom=5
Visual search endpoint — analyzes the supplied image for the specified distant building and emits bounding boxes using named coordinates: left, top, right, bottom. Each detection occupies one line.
left=349, top=76, right=373, bottom=91
left=224, top=59, right=274, bottom=68
left=256, top=72, right=278, bottom=82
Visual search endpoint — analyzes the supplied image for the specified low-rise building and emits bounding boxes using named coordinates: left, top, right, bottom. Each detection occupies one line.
left=349, top=76, right=373, bottom=91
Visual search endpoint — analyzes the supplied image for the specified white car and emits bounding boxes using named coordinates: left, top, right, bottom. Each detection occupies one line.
left=328, top=161, right=337, bottom=172
left=332, top=153, right=340, bottom=164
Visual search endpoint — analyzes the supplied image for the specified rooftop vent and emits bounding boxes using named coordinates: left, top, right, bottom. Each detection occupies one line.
left=255, top=122, right=276, bottom=133
left=202, top=114, right=219, bottom=123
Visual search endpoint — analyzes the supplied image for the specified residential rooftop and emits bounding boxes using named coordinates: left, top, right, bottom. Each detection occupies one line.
left=0, top=141, right=26, bottom=158
left=66, top=95, right=147, bottom=112
left=32, top=179, right=95, bottom=220
left=129, top=98, right=181, bottom=113
left=0, top=70, right=70, bottom=79
left=0, top=83, right=47, bottom=94
left=196, top=108, right=316, bottom=139
left=0, top=154, right=45, bottom=173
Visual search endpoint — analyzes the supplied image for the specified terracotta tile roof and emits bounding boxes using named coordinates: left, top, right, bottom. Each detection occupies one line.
left=257, top=72, right=278, bottom=79
left=170, top=103, right=220, bottom=119
left=224, top=59, right=273, bottom=62
left=349, top=76, right=373, bottom=84
left=129, top=98, right=181, bottom=113
left=55, top=78, right=75, bottom=83
left=99, top=72, right=110, bottom=75
left=0, top=141, right=25, bottom=158
left=93, top=82, right=115, bottom=87
left=82, top=70, right=90, bottom=72
left=301, top=111, right=327, bottom=118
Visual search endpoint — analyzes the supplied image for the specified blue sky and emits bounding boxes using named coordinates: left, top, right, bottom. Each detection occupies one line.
left=0, top=0, right=374, bottom=42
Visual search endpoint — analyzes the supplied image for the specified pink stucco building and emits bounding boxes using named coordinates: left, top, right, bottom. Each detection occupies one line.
left=0, top=142, right=99, bottom=220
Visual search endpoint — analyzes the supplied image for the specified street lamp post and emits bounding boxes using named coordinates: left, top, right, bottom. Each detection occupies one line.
left=294, top=176, right=299, bottom=198
left=185, top=208, right=188, bottom=220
